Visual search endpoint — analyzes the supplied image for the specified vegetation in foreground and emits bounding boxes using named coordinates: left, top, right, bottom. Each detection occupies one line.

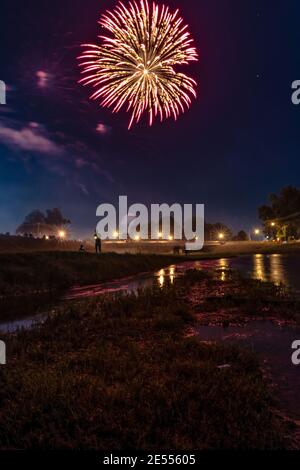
left=0, top=252, right=181, bottom=298
left=186, top=269, right=300, bottom=326
left=0, top=272, right=288, bottom=450
left=2, top=247, right=300, bottom=300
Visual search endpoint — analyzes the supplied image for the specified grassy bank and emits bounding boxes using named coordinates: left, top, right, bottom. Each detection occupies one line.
left=0, top=252, right=181, bottom=297
left=0, top=272, right=287, bottom=449
left=1, top=234, right=300, bottom=257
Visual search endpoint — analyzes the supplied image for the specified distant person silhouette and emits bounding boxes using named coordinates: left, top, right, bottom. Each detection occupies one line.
left=94, top=233, right=102, bottom=254
left=79, top=244, right=85, bottom=252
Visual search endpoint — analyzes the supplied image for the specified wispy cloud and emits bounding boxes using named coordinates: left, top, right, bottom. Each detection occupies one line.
left=0, top=120, right=115, bottom=194
left=0, top=123, right=62, bottom=155
left=96, top=123, right=111, bottom=135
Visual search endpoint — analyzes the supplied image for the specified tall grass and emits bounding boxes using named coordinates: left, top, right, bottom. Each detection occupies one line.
left=0, top=252, right=180, bottom=297
left=0, top=274, right=287, bottom=449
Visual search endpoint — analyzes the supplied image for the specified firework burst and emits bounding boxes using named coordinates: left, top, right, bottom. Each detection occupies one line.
left=78, top=0, right=198, bottom=129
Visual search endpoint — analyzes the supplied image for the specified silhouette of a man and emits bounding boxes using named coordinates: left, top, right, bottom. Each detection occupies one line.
left=94, top=233, right=101, bottom=254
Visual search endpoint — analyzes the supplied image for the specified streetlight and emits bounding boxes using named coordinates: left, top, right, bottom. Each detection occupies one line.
left=271, top=222, right=276, bottom=227
left=218, top=233, right=224, bottom=240
left=158, top=232, right=162, bottom=239
left=254, top=229, right=260, bottom=235
left=134, top=235, right=140, bottom=241
left=113, top=231, right=119, bottom=239
left=168, top=235, right=173, bottom=241
left=58, top=230, right=66, bottom=239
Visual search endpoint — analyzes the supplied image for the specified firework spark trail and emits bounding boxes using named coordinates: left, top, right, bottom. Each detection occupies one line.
left=78, top=0, right=198, bottom=129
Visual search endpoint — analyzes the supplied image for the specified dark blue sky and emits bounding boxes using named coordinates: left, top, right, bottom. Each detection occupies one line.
left=0, top=0, right=300, bottom=237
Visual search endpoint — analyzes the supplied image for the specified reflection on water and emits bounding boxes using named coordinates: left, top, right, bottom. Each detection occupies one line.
left=1, top=253, right=300, bottom=331
left=161, top=254, right=298, bottom=292
left=196, top=321, right=300, bottom=420
left=269, top=254, right=287, bottom=286
left=158, top=269, right=165, bottom=287
left=229, top=254, right=295, bottom=290
left=0, top=313, right=47, bottom=334
left=0, top=292, right=57, bottom=333
left=219, top=258, right=229, bottom=270
left=63, top=253, right=300, bottom=302
left=1, top=254, right=299, bottom=424
left=157, top=266, right=176, bottom=287
left=218, top=258, right=229, bottom=282
left=254, top=254, right=267, bottom=282
left=215, top=254, right=297, bottom=292
left=170, top=266, right=175, bottom=284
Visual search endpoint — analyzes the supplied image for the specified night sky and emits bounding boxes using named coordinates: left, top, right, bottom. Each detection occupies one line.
left=1, top=0, right=300, bottom=237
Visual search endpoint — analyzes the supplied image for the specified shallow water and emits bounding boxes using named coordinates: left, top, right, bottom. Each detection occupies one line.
left=224, top=253, right=300, bottom=292
left=196, top=321, right=300, bottom=420
left=1, top=254, right=300, bottom=425
left=0, top=293, right=57, bottom=333
left=1, top=253, right=299, bottom=331
left=0, top=313, right=47, bottom=333
left=64, top=253, right=300, bottom=300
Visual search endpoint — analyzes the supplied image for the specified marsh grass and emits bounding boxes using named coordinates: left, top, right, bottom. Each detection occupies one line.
left=0, top=252, right=181, bottom=298
left=0, top=274, right=287, bottom=449
left=188, top=269, right=300, bottom=324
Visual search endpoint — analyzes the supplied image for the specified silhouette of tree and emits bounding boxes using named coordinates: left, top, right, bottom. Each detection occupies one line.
left=45, top=208, right=71, bottom=226
left=232, top=230, right=248, bottom=241
left=259, top=186, right=300, bottom=239
left=16, top=209, right=71, bottom=237
left=204, top=223, right=232, bottom=241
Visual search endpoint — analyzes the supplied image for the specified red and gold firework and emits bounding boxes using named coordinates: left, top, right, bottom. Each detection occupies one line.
left=78, top=0, right=198, bottom=129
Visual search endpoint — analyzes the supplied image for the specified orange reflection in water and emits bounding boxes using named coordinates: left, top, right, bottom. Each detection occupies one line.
left=158, top=269, right=165, bottom=287
left=254, top=254, right=267, bottom=282
left=269, top=254, right=287, bottom=286
left=157, top=266, right=177, bottom=287
left=169, top=266, right=175, bottom=285
left=219, top=258, right=229, bottom=281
